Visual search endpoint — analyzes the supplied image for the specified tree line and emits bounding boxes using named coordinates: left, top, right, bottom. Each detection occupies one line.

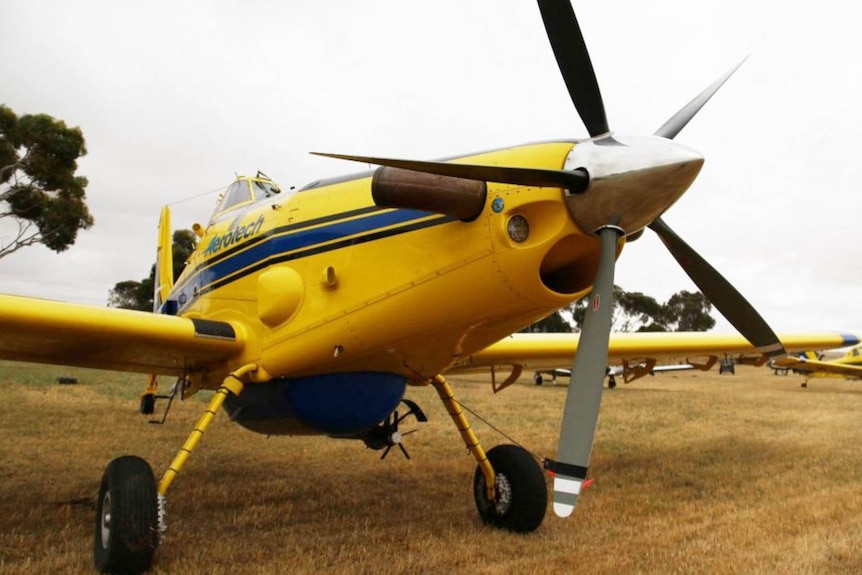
left=108, top=230, right=197, bottom=311
left=525, top=287, right=715, bottom=333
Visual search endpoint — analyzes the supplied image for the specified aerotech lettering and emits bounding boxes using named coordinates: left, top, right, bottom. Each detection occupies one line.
left=204, top=215, right=265, bottom=256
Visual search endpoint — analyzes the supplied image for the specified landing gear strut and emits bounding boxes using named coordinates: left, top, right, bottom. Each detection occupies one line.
left=93, top=364, right=256, bottom=574
left=430, top=374, right=547, bottom=533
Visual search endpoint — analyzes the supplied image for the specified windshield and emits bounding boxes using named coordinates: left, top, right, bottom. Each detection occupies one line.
left=209, top=175, right=287, bottom=222
left=253, top=179, right=280, bottom=199
left=212, top=180, right=252, bottom=217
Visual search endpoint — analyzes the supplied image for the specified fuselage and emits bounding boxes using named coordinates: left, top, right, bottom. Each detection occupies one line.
left=160, top=142, right=622, bottom=436
left=156, top=128, right=706, bottom=436
left=170, top=141, right=609, bottom=384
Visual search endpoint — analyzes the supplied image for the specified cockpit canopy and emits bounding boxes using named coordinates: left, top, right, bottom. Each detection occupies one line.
left=211, top=173, right=282, bottom=221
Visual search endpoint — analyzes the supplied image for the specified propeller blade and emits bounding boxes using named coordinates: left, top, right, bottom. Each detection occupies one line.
left=547, top=226, right=622, bottom=517
left=654, top=58, right=748, bottom=140
left=537, top=0, right=609, bottom=137
left=649, top=217, right=786, bottom=358
left=311, top=152, right=589, bottom=192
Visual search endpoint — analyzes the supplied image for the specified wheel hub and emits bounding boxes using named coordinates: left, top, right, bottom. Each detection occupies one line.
left=494, top=473, right=513, bottom=515
left=100, top=491, right=112, bottom=549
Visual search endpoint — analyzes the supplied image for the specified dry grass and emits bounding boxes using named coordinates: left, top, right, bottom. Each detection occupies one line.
left=1, top=361, right=862, bottom=574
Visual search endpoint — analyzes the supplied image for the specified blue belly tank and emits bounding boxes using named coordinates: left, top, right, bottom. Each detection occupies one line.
left=222, top=372, right=407, bottom=436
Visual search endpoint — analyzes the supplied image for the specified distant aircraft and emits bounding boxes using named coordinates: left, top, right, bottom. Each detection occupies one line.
left=532, top=357, right=715, bottom=388
left=0, top=2, right=856, bottom=573
left=773, top=345, right=862, bottom=387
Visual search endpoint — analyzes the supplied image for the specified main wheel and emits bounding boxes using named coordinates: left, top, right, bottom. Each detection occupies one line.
left=473, top=444, right=547, bottom=533
left=94, top=456, right=159, bottom=574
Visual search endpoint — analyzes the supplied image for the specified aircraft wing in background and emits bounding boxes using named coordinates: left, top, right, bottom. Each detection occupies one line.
left=454, top=331, right=860, bottom=389
left=531, top=360, right=711, bottom=386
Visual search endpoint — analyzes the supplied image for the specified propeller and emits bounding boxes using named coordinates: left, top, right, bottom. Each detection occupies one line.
left=544, top=225, right=621, bottom=516
left=653, top=58, right=748, bottom=140
left=310, top=152, right=590, bottom=193
left=360, top=399, right=428, bottom=460
left=315, top=0, right=787, bottom=519
left=648, top=217, right=786, bottom=358
left=537, top=0, right=784, bottom=519
left=537, top=0, right=608, bottom=137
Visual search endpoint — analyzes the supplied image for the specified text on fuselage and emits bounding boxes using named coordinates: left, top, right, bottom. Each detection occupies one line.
left=204, top=215, right=265, bottom=256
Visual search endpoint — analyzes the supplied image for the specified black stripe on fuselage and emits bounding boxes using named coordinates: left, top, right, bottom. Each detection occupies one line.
left=174, top=205, right=383, bottom=296
left=195, top=214, right=455, bottom=300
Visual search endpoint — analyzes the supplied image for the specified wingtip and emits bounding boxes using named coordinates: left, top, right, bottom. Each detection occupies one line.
left=552, top=474, right=584, bottom=517
left=842, top=333, right=862, bottom=347
left=553, top=501, right=575, bottom=518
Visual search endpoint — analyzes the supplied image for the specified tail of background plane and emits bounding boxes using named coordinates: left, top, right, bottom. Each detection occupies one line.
left=154, top=206, right=174, bottom=313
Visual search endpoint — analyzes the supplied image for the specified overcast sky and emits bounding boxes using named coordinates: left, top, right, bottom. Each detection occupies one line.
left=1, top=1, right=860, bottom=335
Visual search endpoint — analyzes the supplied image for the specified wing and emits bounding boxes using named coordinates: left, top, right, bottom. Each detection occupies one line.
left=0, top=294, right=245, bottom=376
left=453, top=332, right=861, bottom=373
left=775, top=356, right=862, bottom=379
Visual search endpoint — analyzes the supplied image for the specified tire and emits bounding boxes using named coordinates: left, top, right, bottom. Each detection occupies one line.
left=139, top=394, right=155, bottom=415
left=94, top=456, right=158, bottom=574
left=534, top=374, right=543, bottom=385
left=473, top=444, right=547, bottom=533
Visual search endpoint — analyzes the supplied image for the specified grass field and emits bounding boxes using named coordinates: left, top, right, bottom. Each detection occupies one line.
left=1, top=360, right=861, bottom=574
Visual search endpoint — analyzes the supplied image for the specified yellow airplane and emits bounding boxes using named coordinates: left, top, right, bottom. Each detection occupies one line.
left=773, top=345, right=862, bottom=387
left=0, top=1, right=858, bottom=573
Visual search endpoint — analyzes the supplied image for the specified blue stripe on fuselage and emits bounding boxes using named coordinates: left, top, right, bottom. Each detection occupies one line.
left=169, top=208, right=451, bottom=313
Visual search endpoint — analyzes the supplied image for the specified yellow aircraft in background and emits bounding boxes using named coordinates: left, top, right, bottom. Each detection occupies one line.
left=773, top=345, right=862, bottom=387
left=0, top=1, right=858, bottom=573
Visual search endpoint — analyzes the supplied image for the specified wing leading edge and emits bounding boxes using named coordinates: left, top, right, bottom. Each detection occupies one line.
left=0, top=294, right=245, bottom=376
left=455, top=332, right=861, bottom=373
